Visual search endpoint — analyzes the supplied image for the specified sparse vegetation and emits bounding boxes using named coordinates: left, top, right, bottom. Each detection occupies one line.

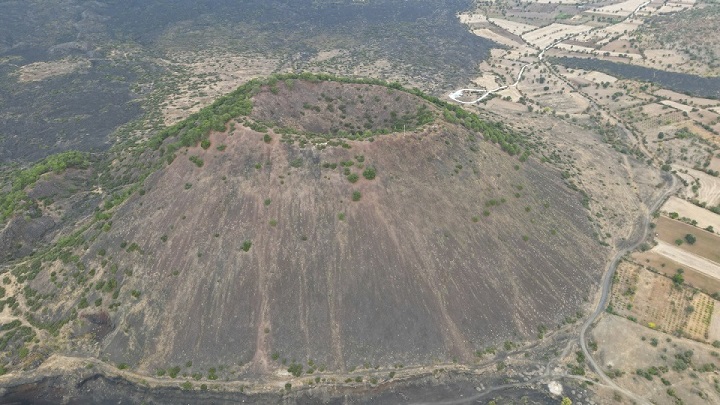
left=189, top=156, right=204, bottom=168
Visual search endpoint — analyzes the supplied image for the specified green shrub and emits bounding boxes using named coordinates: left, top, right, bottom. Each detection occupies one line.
left=242, top=240, right=252, bottom=252
left=168, top=366, right=181, bottom=378
left=200, top=139, right=211, bottom=149
left=362, top=167, right=376, bottom=180
left=290, top=158, right=303, bottom=168
left=347, top=173, right=359, bottom=183
left=288, top=363, right=303, bottom=377
left=189, top=156, right=204, bottom=167
left=352, top=191, right=362, bottom=201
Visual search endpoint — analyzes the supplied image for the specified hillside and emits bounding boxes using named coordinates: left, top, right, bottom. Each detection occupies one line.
left=0, top=76, right=606, bottom=382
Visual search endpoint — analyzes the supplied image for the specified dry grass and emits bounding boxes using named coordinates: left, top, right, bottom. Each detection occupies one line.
left=655, top=216, right=720, bottom=263
left=611, top=261, right=715, bottom=341
left=159, top=51, right=281, bottom=125
left=632, top=250, right=720, bottom=295
left=592, top=315, right=720, bottom=405
left=16, top=58, right=91, bottom=82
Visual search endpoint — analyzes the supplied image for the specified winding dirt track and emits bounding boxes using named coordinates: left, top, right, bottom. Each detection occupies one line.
left=448, top=1, right=651, bottom=104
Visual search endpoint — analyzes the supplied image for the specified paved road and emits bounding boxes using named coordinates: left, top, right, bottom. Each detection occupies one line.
left=578, top=173, right=678, bottom=405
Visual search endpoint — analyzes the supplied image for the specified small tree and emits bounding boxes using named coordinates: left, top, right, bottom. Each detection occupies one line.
left=672, top=269, right=684, bottom=286
left=362, top=167, right=376, bottom=180
left=684, top=234, right=696, bottom=245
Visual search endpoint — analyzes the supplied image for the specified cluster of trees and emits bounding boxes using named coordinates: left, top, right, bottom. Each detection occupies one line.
left=146, top=80, right=255, bottom=153
left=143, top=72, right=528, bottom=162
left=0, top=151, right=89, bottom=221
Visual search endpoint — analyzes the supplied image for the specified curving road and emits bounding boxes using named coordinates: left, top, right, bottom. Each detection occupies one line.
left=578, top=173, right=678, bottom=405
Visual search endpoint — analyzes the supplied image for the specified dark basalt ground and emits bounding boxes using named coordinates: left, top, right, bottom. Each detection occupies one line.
left=553, top=57, right=720, bottom=99
left=0, top=0, right=493, bottom=163
left=0, top=372, right=582, bottom=404
left=16, top=80, right=607, bottom=374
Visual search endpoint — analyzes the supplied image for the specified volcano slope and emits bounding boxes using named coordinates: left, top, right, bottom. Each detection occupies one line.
left=3, top=76, right=606, bottom=380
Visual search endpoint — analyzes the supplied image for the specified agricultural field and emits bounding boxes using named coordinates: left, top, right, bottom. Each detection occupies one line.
left=592, top=315, right=720, bottom=405
left=630, top=215, right=720, bottom=297
left=610, top=261, right=715, bottom=342
left=654, top=216, right=720, bottom=264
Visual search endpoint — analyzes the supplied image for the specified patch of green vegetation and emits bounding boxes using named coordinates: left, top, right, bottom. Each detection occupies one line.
left=242, top=73, right=524, bottom=155
left=168, top=366, right=182, bottom=378
left=146, top=80, right=254, bottom=152
left=189, top=156, right=204, bottom=168
left=362, top=167, right=376, bottom=180
left=0, top=151, right=89, bottom=221
left=287, top=363, right=303, bottom=377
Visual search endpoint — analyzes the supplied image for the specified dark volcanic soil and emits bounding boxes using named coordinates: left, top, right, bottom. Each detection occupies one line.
left=553, top=57, right=720, bottom=99
left=28, top=81, right=609, bottom=374
left=0, top=372, right=581, bottom=405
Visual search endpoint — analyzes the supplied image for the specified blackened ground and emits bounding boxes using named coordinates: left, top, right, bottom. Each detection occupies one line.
left=0, top=372, right=585, bottom=405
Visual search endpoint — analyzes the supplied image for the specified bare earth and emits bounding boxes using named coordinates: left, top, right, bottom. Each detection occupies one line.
left=16, top=58, right=91, bottom=82
left=651, top=241, right=720, bottom=281
left=661, top=196, right=720, bottom=235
